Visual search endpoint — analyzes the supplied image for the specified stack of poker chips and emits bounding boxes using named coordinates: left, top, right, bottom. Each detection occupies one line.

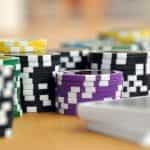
left=0, top=66, right=14, bottom=138
left=89, top=51, right=150, bottom=98
left=0, top=56, right=22, bottom=117
left=12, top=49, right=89, bottom=113
left=0, top=39, right=48, bottom=113
left=0, top=39, right=47, bottom=54
left=0, top=39, right=47, bottom=115
left=56, top=70, right=123, bottom=115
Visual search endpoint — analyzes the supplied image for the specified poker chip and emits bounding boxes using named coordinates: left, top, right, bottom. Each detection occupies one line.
left=62, top=39, right=115, bottom=50
left=0, top=39, right=47, bottom=54
left=95, top=44, right=140, bottom=51
left=56, top=49, right=89, bottom=71
left=10, top=49, right=89, bottom=113
left=109, top=44, right=140, bottom=51
left=89, top=51, right=150, bottom=98
left=56, top=69, right=123, bottom=115
left=99, top=29, right=150, bottom=44
left=0, top=66, right=14, bottom=138
left=0, top=56, right=22, bottom=117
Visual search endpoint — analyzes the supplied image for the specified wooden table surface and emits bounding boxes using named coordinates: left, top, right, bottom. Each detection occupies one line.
left=0, top=113, right=148, bottom=150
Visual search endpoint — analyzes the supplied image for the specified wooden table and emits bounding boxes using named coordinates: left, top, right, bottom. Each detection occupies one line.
left=0, top=113, right=148, bottom=150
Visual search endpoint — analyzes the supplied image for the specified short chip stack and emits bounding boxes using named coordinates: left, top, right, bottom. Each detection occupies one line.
left=56, top=70, right=123, bottom=115
left=0, top=56, right=22, bottom=117
left=0, top=66, right=14, bottom=138
left=0, top=39, right=47, bottom=54
left=89, top=51, right=150, bottom=97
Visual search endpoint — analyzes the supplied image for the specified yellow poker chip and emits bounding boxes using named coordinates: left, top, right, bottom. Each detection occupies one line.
left=116, top=32, right=136, bottom=44
left=0, top=39, right=47, bottom=53
left=99, top=29, right=150, bottom=44
left=100, top=31, right=118, bottom=39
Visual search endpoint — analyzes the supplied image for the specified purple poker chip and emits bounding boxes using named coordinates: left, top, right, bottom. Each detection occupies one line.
left=56, top=69, right=124, bottom=115
left=56, top=84, right=122, bottom=100
left=56, top=89, right=121, bottom=103
left=56, top=84, right=122, bottom=96
left=57, top=70, right=123, bottom=82
left=57, top=79, right=123, bottom=88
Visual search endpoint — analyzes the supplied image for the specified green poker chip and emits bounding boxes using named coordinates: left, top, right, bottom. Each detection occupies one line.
left=0, top=56, right=22, bottom=117
left=98, top=44, right=140, bottom=52
left=111, top=44, right=139, bottom=51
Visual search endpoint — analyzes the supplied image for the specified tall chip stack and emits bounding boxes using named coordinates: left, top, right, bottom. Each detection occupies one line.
left=89, top=51, right=150, bottom=98
left=0, top=39, right=48, bottom=113
left=0, top=56, right=22, bottom=117
left=56, top=70, right=123, bottom=115
left=0, top=66, right=14, bottom=138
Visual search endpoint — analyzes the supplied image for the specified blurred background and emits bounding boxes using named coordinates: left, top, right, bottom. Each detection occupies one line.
left=0, top=0, right=150, bottom=48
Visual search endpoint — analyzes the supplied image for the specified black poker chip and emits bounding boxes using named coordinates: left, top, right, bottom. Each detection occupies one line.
left=89, top=51, right=150, bottom=98
left=0, top=66, right=14, bottom=138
